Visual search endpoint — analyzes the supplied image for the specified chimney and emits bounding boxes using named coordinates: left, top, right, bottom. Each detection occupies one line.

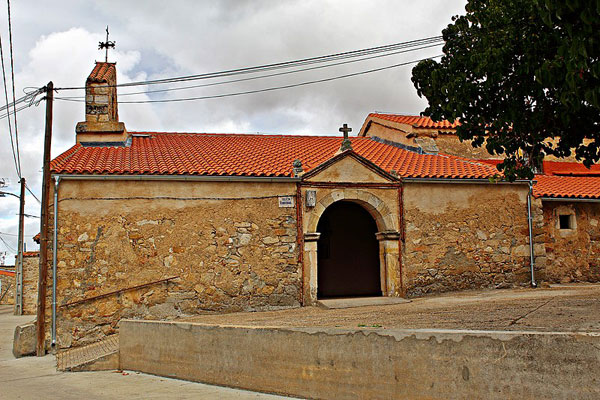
left=75, top=62, right=127, bottom=145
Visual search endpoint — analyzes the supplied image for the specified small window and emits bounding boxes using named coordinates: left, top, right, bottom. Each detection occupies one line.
left=559, top=214, right=573, bottom=230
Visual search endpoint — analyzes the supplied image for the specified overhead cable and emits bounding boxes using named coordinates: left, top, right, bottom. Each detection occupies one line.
left=0, top=30, right=19, bottom=178
left=55, top=55, right=442, bottom=104
left=25, top=184, right=40, bottom=204
left=54, top=36, right=443, bottom=90
left=0, top=233, right=15, bottom=252
left=58, top=42, right=443, bottom=100
left=6, top=0, right=20, bottom=177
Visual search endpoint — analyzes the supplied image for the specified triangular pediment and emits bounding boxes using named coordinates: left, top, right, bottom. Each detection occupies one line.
left=302, top=150, right=399, bottom=183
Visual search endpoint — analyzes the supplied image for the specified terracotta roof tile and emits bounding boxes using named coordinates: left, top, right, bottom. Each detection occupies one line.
left=88, top=62, right=116, bottom=83
left=541, top=161, right=600, bottom=176
left=476, top=159, right=600, bottom=199
left=369, top=113, right=460, bottom=129
left=51, top=133, right=499, bottom=180
left=534, top=175, right=600, bottom=199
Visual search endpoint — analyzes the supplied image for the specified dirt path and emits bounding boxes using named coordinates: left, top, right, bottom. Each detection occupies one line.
left=185, top=284, right=600, bottom=332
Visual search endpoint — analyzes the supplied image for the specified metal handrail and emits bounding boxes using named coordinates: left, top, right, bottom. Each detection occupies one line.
left=59, top=276, right=179, bottom=308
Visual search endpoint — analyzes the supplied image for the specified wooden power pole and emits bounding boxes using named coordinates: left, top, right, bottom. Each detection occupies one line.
left=36, top=82, right=53, bottom=356
left=14, top=177, right=25, bottom=315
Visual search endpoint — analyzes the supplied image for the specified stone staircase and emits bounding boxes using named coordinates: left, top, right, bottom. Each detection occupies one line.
left=56, top=335, right=119, bottom=372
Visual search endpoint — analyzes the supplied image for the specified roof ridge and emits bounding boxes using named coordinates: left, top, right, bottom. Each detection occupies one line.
left=128, top=131, right=369, bottom=139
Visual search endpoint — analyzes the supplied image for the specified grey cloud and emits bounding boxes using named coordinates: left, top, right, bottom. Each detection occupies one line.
left=0, top=0, right=467, bottom=259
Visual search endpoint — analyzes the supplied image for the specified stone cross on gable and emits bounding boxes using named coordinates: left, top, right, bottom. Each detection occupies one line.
left=339, top=123, right=353, bottom=151
left=98, top=26, right=116, bottom=62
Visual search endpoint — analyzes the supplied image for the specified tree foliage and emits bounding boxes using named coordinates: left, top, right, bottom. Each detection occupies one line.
left=411, top=0, right=600, bottom=179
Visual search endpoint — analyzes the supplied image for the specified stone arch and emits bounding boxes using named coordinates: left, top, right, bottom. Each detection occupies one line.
left=306, top=189, right=397, bottom=234
left=303, top=189, right=402, bottom=305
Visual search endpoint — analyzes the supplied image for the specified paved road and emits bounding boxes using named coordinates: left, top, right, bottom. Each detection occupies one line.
left=0, top=306, right=288, bottom=400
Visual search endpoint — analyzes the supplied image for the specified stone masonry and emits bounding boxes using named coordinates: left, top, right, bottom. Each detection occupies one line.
left=0, top=269, right=15, bottom=305
left=402, top=183, right=544, bottom=296
left=21, top=252, right=39, bottom=315
left=542, top=201, right=600, bottom=283
left=45, top=180, right=300, bottom=349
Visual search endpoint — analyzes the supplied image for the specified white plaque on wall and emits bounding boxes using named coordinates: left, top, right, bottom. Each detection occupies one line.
left=278, top=196, right=295, bottom=208
left=305, top=190, right=317, bottom=207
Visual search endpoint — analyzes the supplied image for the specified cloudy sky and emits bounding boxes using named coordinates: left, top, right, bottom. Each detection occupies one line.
left=0, top=0, right=466, bottom=262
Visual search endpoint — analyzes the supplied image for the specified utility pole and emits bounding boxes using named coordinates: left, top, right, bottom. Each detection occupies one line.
left=14, top=177, right=24, bottom=315
left=36, top=82, right=53, bottom=356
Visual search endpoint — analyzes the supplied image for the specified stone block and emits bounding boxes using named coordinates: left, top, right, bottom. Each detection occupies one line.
left=262, top=237, right=279, bottom=245
left=94, top=95, right=109, bottom=104
left=13, top=321, right=36, bottom=358
left=331, top=191, right=345, bottom=202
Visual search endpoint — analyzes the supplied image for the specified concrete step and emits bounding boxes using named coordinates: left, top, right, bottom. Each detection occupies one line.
left=317, top=296, right=410, bottom=309
left=56, top=335, right=119, bottom=372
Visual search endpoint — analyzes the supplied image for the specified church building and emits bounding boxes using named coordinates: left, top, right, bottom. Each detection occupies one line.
left=41, top=62, right=551, bottom=349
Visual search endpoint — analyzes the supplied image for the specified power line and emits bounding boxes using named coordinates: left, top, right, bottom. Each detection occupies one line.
left=0, top=233, right=15, bottom=252
left=25, top=184, right=40, bottom=204
left=0, top=30, right=19, bottom=178
left=55, top=36, right=443, bottom=91
left=58, top=42, right=443, bottom=100
left=55, top=55, right=442, bottom=104
left=0, top=231, right=17, bottom=236
left=6, top=0, right=20, bottom=177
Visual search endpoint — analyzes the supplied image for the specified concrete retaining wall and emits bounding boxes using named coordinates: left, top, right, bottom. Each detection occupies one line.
left=119, top=320, right=600, bottom=399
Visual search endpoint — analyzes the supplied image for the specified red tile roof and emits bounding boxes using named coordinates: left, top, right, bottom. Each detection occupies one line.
left=23, top=251, right=39, bottom=257
left=369, top=113, right=460, bottom=129
left=0, top=269, right=15, bottom=277
left=477, top=159, right=600, bottom=199
left=541, top=161, right=600, bottom=176
left=534, top=175, right=600, bottom=199
left=51, top=133, right=499, bottom=180
left=88, top=62, right=116, bottom=83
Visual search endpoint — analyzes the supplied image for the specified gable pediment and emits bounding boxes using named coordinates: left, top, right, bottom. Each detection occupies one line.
left=302, top=150, right=398, bottom=184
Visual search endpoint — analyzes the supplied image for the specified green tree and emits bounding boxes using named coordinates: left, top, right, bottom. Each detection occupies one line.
left=411, top=0, right=599, bottom=179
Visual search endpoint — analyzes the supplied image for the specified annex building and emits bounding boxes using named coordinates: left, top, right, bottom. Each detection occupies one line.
left=34, top=62, right=599, bottom=350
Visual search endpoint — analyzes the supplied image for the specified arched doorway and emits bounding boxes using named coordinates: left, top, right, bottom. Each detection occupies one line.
left=317, top=201, right=381, bottom=298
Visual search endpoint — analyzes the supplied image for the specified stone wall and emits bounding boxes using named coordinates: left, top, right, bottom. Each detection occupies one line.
left=0, top=269, right=15, bottom=305
left=402, top=182, right=540, bottom=296
left=46, top=179, right=300, bottom=348
left=542, top=201, right=600, bottom=283
left=22, top=252, right=39, bottom=315
left=433, top=135, right=500, bottom=160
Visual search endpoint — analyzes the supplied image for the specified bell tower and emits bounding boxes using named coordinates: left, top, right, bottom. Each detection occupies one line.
left=75, top=62, right=127, bottom=144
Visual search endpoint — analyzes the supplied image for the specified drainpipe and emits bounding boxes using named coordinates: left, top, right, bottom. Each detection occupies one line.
left=51, top=176, right=60, bottom=348
left=527, top=180, right=537, bottom=288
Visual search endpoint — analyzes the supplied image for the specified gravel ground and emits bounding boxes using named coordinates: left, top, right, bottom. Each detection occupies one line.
left=185, top=284, right=600, bottom=332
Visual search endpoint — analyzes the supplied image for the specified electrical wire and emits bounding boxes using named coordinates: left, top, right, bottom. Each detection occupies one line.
left=0, top=234, right=15, bottom=252
left=25, top=184, right=40, bottom=204
left=57, top=42, right=443, bottom=100
left=55, top=36, right=443, bottom=90
left=6, top=0, right=20, bottom=177
left=0, top=231, right=17, bottom=236
left=0, top=30, right=19, bottom=178
left=55, top=55, right=442, bottom=104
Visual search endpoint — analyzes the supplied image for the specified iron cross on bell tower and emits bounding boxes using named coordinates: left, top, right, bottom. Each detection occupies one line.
left=339, top=123, right=353, bottom=151
left=98, top=26, right=116, bottom=62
